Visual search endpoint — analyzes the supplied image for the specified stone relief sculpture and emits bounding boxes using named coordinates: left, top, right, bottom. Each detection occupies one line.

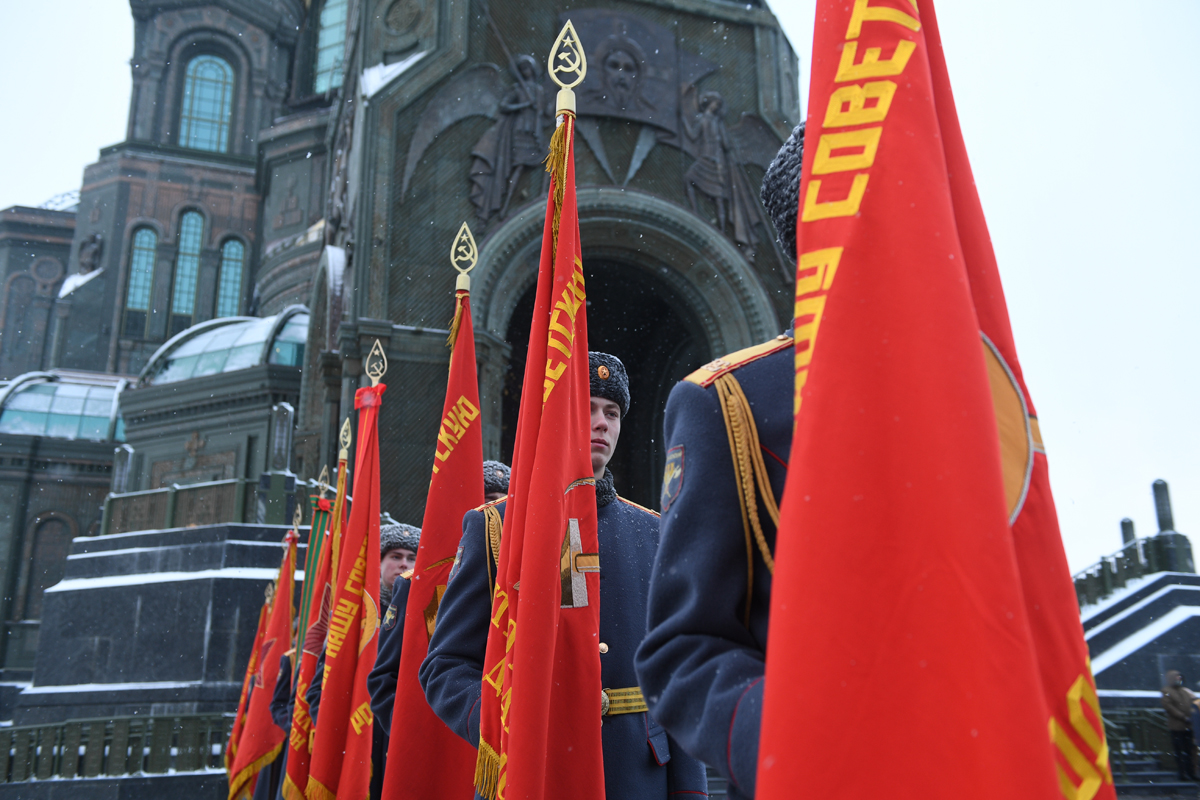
left=398, top=8, right=789, bottom=265
left=678, top=86, right=783, bottom=262
left=469, top=55, right=550, bottom=222
left=78, top=233, right=104, bottom=273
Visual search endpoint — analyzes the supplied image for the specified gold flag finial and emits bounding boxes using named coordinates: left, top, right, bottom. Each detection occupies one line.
left=365, top=339, right=388, bottom=387
left=548, top=20, right=586, bottom=114
left=338, top=417, right=352, bottom=461
left=292, top=501, right=303, bottom=532
left=317, top=464, right=330, bottom=498
left=450, top=221, right=478, bottom=292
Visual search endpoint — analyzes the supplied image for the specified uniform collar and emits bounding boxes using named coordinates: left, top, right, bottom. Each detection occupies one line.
left=596, top=468, right=616, bottom=508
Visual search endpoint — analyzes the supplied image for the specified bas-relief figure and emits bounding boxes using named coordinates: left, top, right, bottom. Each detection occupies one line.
left=400, top=8, right=786, bottom=261
left=469, top=55, right=549, bottom=222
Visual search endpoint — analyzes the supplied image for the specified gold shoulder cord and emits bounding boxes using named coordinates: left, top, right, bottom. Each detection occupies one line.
left=482, top=504, right=503, bottom=593
left=714, top=373, right=779, bottom=628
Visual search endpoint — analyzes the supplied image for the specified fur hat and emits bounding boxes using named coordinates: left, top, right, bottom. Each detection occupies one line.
left=483, top=460, right=511, bottom=496
left=760, top=123, right=805, bottom=261
left=589, top=352, right=629, bottom=416
left=380, top=522, right=420, bottom=557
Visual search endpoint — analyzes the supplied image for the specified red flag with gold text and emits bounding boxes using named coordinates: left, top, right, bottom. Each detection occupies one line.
left=757, top=0, right=1070, bottom=796
left=918, top=5, right=1115, bottom=795
left=306, top=384, right=384, bottom=800
left=381, top=289, right=484, bottom=798
left=282, top=471, right=348, bottom=800
left=474, top=107, right=604, bottom=800
left=227, top=602, right=268, bottom=778
left=229, top=531, right=296, bottom=800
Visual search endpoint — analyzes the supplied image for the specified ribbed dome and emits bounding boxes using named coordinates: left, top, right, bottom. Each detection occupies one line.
left=139, top=305, right=309, bottom=386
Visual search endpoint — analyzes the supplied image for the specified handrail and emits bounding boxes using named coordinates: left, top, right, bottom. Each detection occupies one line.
left=0, top=713, right=232, bottom=782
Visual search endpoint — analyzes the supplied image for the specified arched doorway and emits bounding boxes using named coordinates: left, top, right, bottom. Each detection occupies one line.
left=501, top=258, right=711, bottom=508
left=478, top=187, right=780, bottom=510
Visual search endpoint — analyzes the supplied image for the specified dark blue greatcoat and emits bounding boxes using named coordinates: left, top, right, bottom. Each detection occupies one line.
left=634, top=340, right=792, bottom=800
left=368, top=575, right=411, bottom=733
left=420, top=484, right=709, bottom=799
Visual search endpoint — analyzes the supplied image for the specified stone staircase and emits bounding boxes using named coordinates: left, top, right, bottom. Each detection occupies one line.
left=1112, top=752, right=1198, bottom=796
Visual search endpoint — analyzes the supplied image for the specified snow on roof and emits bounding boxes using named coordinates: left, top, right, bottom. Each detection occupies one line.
left=58, top=268, right=103, bottom=298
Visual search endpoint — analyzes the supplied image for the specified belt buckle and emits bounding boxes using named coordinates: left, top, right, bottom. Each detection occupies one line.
left=600, top=689, right=610, bottom=723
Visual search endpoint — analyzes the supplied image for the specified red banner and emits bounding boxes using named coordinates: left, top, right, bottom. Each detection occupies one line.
left=475, top=109, right=604, bottom=800
left=382, top=291, right=483, bottom=797
left=227, top=603, right=268, bottom=779
left=229, top=532, right=297, bottom=800
left=306, top=385, right=384, bottom=800
left=919, top=5, right=1115, bottom=796
left=757, top=0, right=1061, bottom=796
left=283, top=474, right=348, bottom=800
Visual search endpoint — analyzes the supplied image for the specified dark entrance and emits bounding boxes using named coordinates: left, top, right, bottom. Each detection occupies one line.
left=501, top=258, right=711, bottom=509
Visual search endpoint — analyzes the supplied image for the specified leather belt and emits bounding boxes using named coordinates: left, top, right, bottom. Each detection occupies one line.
left=601, top=687, right=648, bottom=717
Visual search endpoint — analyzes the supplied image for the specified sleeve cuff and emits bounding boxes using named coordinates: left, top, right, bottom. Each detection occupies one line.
left=727, top=678, right=763, bottom=795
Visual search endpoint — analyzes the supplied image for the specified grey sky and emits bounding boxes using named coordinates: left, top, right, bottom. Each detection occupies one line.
left=2, top=1, right=1197, bottom=572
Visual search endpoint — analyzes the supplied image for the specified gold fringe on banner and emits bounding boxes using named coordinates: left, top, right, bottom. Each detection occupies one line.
left=304, top=774, right=338, bottom=800
left=543, top=113, right=573, bottom=246
left=228, top=742, right=284, bottom=800
left=280, top=775, right=306, bottom=800
left=475, top=738, right=502, bottom=800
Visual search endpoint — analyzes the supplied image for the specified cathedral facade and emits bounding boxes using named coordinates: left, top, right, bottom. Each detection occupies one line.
left=0, top=0, right=797, bottom=683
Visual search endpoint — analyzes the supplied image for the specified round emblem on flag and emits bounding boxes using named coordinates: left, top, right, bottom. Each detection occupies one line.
left=981, top=335, right=1034, bottom=524
left=597, top=365, right=610, bottom=380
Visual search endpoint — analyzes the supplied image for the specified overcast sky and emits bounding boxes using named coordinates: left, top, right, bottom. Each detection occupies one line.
left=1, top=1, right=1197, bottom=572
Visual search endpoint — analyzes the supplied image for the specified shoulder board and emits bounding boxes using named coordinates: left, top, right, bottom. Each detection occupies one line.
left=684, top=333, right=794, bottom=388
left=472, top=495, right=507, bottom=513
left=400, top=569, right=414, bottom=580
left=616, top=496, right=660, bottom=518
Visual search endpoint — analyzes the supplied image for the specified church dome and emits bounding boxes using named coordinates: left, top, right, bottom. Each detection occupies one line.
left=0, top=371, right=126, bottom=441
left=139, top=305, right=309, bottom=386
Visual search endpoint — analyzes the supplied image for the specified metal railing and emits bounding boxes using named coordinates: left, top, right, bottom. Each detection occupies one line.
left=0, top=713, right=231, bottom=782
left=1104, top=707, right=1174, bottom=780
left=101, top=478, right=255, bottom=535
left=1073, top=534, right=1194, bottom=609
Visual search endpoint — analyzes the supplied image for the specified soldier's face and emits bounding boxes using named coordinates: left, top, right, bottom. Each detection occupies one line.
left=381, top=547, right=416, bottom=593
left=590, top=397, right=622, bottom=479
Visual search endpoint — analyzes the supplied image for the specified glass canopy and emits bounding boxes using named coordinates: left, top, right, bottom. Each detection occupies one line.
left=0, top=376, right=125, bottom=441
left=141, top=307, right=309, bottom=386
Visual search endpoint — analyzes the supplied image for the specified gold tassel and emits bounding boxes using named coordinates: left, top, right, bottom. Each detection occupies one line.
left=543, top=113, right=572, bottom=247
left=446, top=291, right=465, bottom=350
left=475, top=738, right=502, bottom=800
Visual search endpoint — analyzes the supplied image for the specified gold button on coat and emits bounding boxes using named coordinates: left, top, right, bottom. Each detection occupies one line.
left=599, top=642, right=609, bottom=654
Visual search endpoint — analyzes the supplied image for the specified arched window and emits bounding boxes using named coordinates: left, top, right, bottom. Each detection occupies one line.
left=313, top=0, right=348, bottom=94
left=123, top=228, right=157, bottom=337
left=171, top=212, right=204, bottom=336
left=179, top=55, right=234, bottom=153
left=216, top=239, right=245, bottom=318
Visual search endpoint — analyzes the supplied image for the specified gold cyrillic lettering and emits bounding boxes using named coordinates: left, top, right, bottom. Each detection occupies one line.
left=824, top=82, right=897, bottom=128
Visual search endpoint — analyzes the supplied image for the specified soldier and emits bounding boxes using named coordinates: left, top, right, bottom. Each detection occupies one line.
left=368, top=523, right=421, bottom=733
left=420, top=353, right=708, bottom=798
left=633, top=124, right=804, bottom=800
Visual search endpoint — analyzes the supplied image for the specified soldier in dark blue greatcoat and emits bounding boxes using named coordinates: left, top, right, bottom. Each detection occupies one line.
left=634, top=124, right=804, bottom=800
left=420, top=352, right=708, bottom=799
